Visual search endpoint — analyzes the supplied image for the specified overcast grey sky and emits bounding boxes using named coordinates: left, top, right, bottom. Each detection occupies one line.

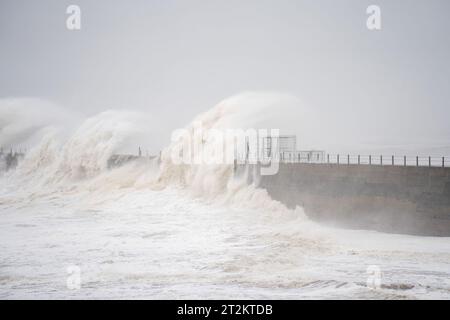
left=1, top=0, right=449, bottom=153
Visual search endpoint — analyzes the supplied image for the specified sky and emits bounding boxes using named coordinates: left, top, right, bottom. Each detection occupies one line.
left=1, top=0, right=449, bottom=154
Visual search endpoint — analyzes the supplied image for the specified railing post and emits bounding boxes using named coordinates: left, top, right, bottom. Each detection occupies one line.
left=358, top=155, right=360, bottom=165
left=369, top=155, right=372, bottom=165
left=416, top=156, right=419, bottom=167
left=392, top=155, right=394, bottom=166
left=337, top=154, right=340, bottom=165
left=429, top=156, right=431, bottom=167
left=380, top=155, right=383, bottom=166
left=404, top=156, right=406, bottom=166
left=347, top=154, right=350, bottom=165
left=327, top=154, right=330, bottom=164
left=443, top=157, right=445, bottom=168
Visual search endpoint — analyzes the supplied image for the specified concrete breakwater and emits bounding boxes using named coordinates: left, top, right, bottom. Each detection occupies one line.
left=4, top=147, right=449, bottom=236
left=0, top=151, right=153, bottom=172
left=237, top=163, right=450, bottom=236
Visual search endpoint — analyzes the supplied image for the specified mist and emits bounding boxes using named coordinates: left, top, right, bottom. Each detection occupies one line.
left=1, top=0, right=449, bottom=155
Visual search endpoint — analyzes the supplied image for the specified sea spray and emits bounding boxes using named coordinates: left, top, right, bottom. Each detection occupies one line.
left=1, top=93, right=306, bottom=214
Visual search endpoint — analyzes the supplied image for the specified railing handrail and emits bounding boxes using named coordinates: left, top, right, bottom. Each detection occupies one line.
left=235, top=152, right=450, bottom=168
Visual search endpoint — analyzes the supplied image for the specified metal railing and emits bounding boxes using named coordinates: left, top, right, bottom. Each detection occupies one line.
left=236, top=152, right=450, bottom=168
left=324, top=154, right=449, bottom=168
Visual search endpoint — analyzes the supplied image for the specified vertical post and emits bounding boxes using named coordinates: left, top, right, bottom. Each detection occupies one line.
left=246, top=140, right=249, bottom=163
left=369, top=155, right=372, bottom=165
left=380, top=155, right=383, bottom=166
left=337, top=154, right=340, bottom=165
left=392, top=155, right=394, bottom=166
left=443, top=157, right=445, bottom=168
left=327, top=154, right=330, bottom=164
left=298, top=153, right=300, bottom=162
left=404, top=156, right=406, bottom=166
left=429, top=156, right=431, bottom=167
left=347, top=154, right=350, bottom=165
left=416, top=156, right=419, bottom=167
left=358, top=155, right=360, bottom=165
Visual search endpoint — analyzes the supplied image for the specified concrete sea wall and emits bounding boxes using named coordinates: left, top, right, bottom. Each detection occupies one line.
left=237, top=163, right=450, bottom=236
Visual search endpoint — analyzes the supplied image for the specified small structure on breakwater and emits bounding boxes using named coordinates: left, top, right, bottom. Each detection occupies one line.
left=0, top=148, right=25, bottom=172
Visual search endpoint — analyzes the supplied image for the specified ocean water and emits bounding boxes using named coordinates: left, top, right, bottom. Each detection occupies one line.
left=1, top=94, right=450, bottom=299
left=1, top=176, right=450, bottom=299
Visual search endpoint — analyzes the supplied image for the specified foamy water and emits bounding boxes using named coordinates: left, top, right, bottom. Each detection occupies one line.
left=1, top=94, right=450, bottom=299
left=2, top=176, right=450, bottom=299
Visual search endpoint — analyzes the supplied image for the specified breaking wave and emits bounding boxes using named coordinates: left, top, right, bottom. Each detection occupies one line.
left=0, top=93, right=304, bottom=214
